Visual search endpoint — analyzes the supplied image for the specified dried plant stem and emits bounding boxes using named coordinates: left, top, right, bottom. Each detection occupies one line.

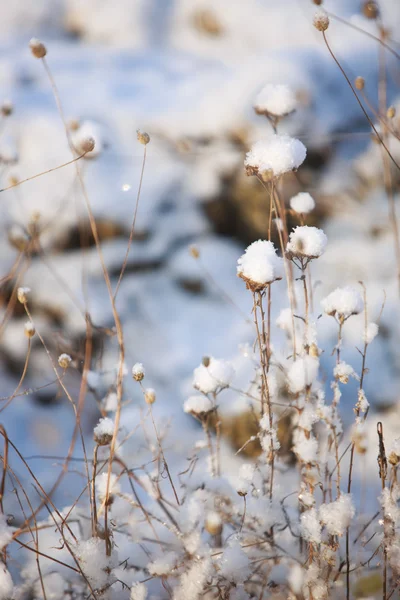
left=114, top=145, right=147, bottom=300
left=0, top=152, right=87, bottom=194
left=322, top=32, right=400, bottom=174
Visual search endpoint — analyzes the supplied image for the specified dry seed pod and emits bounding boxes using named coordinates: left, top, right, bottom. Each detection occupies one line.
left=29, top=38, right=47, bottom=59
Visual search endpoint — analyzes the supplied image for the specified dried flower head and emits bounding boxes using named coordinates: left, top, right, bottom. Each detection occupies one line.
left=313, top=9, right=329, bottom=31
left=355, top=76, right=365, bottom=91
left=245, top=135, right=306, bottom=180
left=68, top=118, right=80, bottom=132
left=1, top=100, right=13, bottom=117
left=362, top=1, right=379, bottom=19
left=189, top=245, right=200, bottom=259
left=286, top=226, right=327, bottom=260
left=93, top=417, right=114, bottom=446
left=24, top=321, right=35, bottom=339
left=17, top=287, right=31, bottom=304
left=144, top=388, right=156, bottom=404
left=237, top=240, right=283, bottom=291
left=184, top=395, right=213, bottom=417
left=205, top=512, right=223, bottom=536
left=321, top=287, right=364, bottom=320
left=58, top=353, right=72, bottom=369
left=132, top=362, right=145, bottom=382
left=312, top=0, right=323, bottom=4
left=29, top=38, right=47, bottom=59
left=137, top=130, right=150, bottom=145
left=80, top=137, right=95, bottom=154
left=387, top=106, right=396, bottom=119
left=254, top=84, right=297, bottom=118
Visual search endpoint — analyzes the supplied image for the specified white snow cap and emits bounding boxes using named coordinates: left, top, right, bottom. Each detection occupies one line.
left=287, top=355, right=319, bottom=393
left=254, top=83, right=297, bottom=117
left=219, top=537, right=251, bottom=584
left=193, top=357, right=234, bottom=394
left=184, top=395, right=213, bottom=415
left=319, top=494, right=355, bottom=536
left=93, top=417, right=115, bottom=445
left=290, top=192, right=315, bottom=214
left=132, top=362, right=145, bottom=380
left=300, top=508, right=321, bottom=544
left=245, top=135, right=306, bottom=179
left=130, top=582, right=147, bottom=600
left=237, top=240, right=283, bottom=288
left=363, top=322, right=379, bottom=344
left=286, top=226, right=327, bottom=259
left=321, top=287, right=364, bottom=319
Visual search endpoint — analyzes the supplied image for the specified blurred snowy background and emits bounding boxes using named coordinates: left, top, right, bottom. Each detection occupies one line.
left=1, top=0, right=400, bottom=520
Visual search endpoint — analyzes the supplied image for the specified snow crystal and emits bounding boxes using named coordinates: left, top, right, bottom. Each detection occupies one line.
left=300, top=508, right=321, bottom=544
left=132, top=362, right=145, bottom=381
left=288, top=564, right=304, bottom=595
left=95, top=472, right=121, bottom=501
left=334, top=361, right=355, bottom=384
left=290, top=192, right=315, bottom=214
left=75, top=537, right=116, bottom=587
left=298, top=488, right=315, bottom=508
left=319, top=494, right=355, bottom=536
left=259, top=420, right=281, bottom=455
left=287, top=355, right=319, bottom=393
left=193, top=357, right=234, bottom=394
left=237, top=240, right=283, bottom=288
left=184, top=395, right=213, bottom=415
left=254, top=83, right=297, bottom=117
left=293, top=431, right=318, bottom=464
left=363, top=322, right=379, bottom=344
left=244, top=135, right=306, bottom=179
left=286, top=226, right=327, bottom=259
left=356, top=389, right=369, bottom=413
left=321, top=287, right=364, bottom=319
left=0, top=565, right=13, bottom=600
left=148, top=551, right=178, bottom=576
left=174, top=557, right=212, bottom=600
left=276, top=307, right=294, bottom=334
left=130, top=582, right=147, bottom=600
left=219, top=537, right=251, bottom=584
left=0, top=514, right=13, bottom=551
left=298, top=404, right=319, bottom=432
left=93, top=417, right=115, bottom=445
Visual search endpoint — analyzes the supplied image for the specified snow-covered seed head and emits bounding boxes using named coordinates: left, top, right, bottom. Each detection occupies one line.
left=286, top=226, right=327, bottom=260
left=193, top=357, right=234, bottom=394
left=313, top=9, right=329, bottom=31
left=387, top=106, right=396, bottom=119
left=253, top=84, right=297, bottom=118
left=17, top=287, right=31, bottom=304
left=290, top=192, right=315, bottom=215
left=321, top=287, right=364, bottom=321
left=80, top=137, right=95, bottom=154
left=362, top=1, right=379, bottom=19
left=205, top=512, right=223, bottom=536
left=132, top=362, right=145, bottom=382
left=137, top=130, right=150, bottom=145
left=144, top=388, right=156, bottom=404
left=58, top=353, right=72, bottom=369
left=244, top=135, right=307, bottom=180
left=29, top=38, right=47, bottom=59
left=93, top=417, right=114, bottom=446
left=184, top=395, right=213, bottom=417
left=351, top=424, right=367, bottom=455
left=189, top=245, right=200, bottom=259
left=388, top=439, right=400, bottom=466
left=24, top=321, right=35, bottom=339
left=355, top=76, right=365, bottom=91
left=1, top=100, right=13, bottom=117
left=237, top=240, right=283, bottom=291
